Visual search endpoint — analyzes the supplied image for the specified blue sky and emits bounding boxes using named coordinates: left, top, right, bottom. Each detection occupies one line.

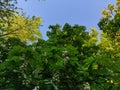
left=18, top=0, right=115, bottom=39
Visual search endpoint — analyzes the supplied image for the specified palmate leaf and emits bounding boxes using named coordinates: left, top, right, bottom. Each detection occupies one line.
left=82, top=57, right=95, bottom=70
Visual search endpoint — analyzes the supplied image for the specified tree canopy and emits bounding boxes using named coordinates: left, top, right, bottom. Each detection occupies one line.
left=0, top=0, right=42, bottom=42
left=0, top=0, right=120, bottom=90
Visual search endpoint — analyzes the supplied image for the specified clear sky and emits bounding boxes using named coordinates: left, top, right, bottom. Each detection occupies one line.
left=18, top=0, right=115, bottom=39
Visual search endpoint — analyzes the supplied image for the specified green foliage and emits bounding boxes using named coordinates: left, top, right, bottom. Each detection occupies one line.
left=0, top=0, right=120, bottom=90
left=0, top=43, right=42, bottom=89
left=0, top=0, right=42, bottom=42
left=37, top=23, right=91, bottom=89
